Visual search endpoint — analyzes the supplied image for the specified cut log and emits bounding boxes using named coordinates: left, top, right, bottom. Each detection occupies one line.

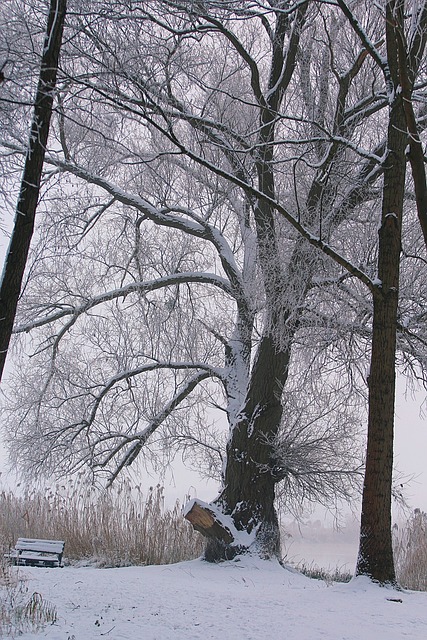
left=184, top=500, right=234, bottom=544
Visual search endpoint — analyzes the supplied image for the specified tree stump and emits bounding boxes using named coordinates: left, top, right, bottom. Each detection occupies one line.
left=184, top=500, right=235, bottom=544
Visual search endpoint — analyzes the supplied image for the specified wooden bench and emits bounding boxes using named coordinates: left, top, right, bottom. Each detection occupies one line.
left=9, top=538, right=65, bottom=568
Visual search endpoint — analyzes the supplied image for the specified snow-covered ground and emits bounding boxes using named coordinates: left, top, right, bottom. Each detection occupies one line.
left=12, top=556, right=427, bottom=640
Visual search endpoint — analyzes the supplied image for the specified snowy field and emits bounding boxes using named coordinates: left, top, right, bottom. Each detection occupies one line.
left=12, top=556, right=427, bottom=640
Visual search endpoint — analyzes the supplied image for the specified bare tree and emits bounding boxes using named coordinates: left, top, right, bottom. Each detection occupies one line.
left=337, top=0, right=427, bottom=584
left=1, top=1, right=426, bottom=568
left=0, top=0, right=67, bottom=380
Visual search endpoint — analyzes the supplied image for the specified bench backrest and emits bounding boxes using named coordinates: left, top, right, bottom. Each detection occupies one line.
left=15, top=538, right=65, bottom=554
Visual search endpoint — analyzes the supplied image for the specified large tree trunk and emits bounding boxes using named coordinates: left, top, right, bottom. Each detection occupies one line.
left=356, top=0, right=407, bottom=583
left=0, top=0, right=67, bottom=381
left=204, top=334, right=290, bottom=561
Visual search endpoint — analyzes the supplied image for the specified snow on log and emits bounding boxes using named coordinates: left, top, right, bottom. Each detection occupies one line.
left=184, top=499, right=234, bottom=544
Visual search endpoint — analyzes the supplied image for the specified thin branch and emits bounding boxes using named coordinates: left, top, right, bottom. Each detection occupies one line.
left=105, top=370, right=212, bottom=487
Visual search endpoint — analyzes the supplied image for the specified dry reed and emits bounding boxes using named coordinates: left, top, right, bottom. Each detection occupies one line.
left=0, top=481, right=205, bottom=567
left=393, top=509, right=427, bottom=591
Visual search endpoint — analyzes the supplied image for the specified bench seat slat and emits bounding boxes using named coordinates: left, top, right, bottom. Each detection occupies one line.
left=17, top=538, right=65, bottom=544
left=15, top=539, right=64, bottom=554
left=17, top=553, right=59, bottom=563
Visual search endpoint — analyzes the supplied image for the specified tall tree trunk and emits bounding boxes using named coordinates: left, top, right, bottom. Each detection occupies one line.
left=0, top=0, right=67, bottom=381
left=204, top=333, right=290, bottom=561
left=356, top=0, right=407, bottom=583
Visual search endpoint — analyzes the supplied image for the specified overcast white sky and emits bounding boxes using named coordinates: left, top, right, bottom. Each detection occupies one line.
left=393, top=376, right=427, bottom=512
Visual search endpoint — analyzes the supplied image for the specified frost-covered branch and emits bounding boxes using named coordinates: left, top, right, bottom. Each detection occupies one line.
left=14, top=272, right=233, bottom=334
left=104, top=370, right=213, bottom=487
left=85, top=362, right=224, bottom=430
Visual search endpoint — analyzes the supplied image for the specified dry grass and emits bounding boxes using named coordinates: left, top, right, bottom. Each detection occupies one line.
left=0, top=481, right=205, bottom=567
left=394, top=509, right=427, bottom=591
left=294, top=562, right=352, bottom=585
left=0, top=554, right=57, bottom=637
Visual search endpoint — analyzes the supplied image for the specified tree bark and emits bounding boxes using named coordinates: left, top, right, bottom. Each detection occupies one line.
left=0, top=0, right=67, bottom=381
left=203, top=334, right=290, bottom=561
left=356, top=0, right=407, bottom=584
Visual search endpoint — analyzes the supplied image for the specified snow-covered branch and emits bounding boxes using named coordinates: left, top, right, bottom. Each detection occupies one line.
left=14, top=272, right=233, bottom=334
left=104, top=370, right=213, bottom=487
